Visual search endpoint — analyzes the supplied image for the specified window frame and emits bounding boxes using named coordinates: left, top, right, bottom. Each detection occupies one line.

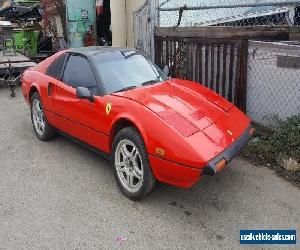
left=46, top=53, right=68, bottom=81
left=61, top=52, right=103, bottom=96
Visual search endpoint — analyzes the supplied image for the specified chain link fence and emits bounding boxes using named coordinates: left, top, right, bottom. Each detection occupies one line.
left=134, top=1, right=152, bottom=57
left=133, top=0, right=158, bottom=60
left=156, top=0, right=300, bottom=128
left=247, top=41, right=300, bottom=128
left=159, top=0, right=300, bottom=27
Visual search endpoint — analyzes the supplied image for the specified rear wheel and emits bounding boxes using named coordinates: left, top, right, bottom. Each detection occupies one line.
left=112, top=127, right=156, bottom=200
left=30, top=92, right=56, bottom=141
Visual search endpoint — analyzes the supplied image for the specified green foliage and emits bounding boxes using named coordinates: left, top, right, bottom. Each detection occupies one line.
left=243, top=115, right=300, bottom=165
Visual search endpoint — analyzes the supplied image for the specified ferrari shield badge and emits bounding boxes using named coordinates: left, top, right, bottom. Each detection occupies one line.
left=106, top=103, right=112, bottom=115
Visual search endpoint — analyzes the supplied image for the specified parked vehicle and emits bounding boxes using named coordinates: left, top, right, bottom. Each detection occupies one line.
left=21, top=47, right=253, bottom=200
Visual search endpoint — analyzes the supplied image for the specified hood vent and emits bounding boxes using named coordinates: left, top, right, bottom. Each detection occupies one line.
left=205, top=91, right=233, bottom=112
left=192, top=109, right=208, bottom=121
left=158, top=110, right=199, bottom=137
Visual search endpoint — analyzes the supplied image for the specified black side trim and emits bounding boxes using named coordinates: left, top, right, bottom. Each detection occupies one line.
left=54, top=128, right=110, bottom=160
left=203, top=126, right=252, bottom=176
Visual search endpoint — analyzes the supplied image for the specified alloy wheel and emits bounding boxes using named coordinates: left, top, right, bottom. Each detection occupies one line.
left=32, top=99, right=45, bottom=136
left=115, top=139, right=144, bottom=193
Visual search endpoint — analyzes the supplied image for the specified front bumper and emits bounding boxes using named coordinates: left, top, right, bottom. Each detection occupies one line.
left=202, top=126, right=253, bottom=176
left=149, top=126, right=253, bottom=188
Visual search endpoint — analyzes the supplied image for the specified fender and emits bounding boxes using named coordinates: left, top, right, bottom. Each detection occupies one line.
left=109, top=113, right=149, bottom=153
left=28, top=83, right=41, bottom=100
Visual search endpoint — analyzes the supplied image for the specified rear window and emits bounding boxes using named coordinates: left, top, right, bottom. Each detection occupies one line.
left=46, top=54, right=67, bottom=80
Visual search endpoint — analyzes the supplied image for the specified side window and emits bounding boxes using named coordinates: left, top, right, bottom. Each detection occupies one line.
left=62, top=55, right=97, bottom=92
left=46, top=54, right=67, bottom=80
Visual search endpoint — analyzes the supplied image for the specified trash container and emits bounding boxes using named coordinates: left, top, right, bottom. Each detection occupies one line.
left=13, top=29, right=39, bottom=56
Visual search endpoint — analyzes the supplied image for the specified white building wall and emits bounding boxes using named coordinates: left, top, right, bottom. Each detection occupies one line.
left=110, top=0, right=146, bottom=47
left=110, top=0, right=127, bottom=47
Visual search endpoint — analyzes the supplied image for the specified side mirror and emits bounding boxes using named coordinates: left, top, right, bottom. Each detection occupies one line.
left=163, top=65, right=170, bottom=76
left=76, top=87, right=94, bottom=102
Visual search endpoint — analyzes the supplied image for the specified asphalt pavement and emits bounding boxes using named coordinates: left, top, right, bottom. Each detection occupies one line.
left=0, top=88, right=299, bottom=249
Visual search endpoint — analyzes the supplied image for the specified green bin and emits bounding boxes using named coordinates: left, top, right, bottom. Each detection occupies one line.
left=13, top=29, right=39, bottom=56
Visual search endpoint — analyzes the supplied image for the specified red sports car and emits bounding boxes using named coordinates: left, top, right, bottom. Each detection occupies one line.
left=21, top=47, right=253, bottom=200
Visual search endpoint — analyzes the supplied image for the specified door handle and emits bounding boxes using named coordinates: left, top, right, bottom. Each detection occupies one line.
left=48, top=82, right=54, bottom=96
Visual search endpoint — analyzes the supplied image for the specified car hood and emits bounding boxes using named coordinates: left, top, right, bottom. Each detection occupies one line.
left=112, top=79, right=234, bottom=133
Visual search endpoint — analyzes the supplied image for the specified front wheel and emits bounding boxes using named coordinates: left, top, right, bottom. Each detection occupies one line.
left=112, top=127, right=156, bottom=200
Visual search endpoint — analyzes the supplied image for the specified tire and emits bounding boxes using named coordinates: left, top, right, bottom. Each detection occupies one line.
left=30, top=92, right=56, bottom=141
left=112, top=127, right=156, bottom=200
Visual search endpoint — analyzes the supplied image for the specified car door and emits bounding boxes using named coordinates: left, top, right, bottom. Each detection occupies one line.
left=44, top=53, right=68, bottom=126
left=51, top=53, right=108, bottom=152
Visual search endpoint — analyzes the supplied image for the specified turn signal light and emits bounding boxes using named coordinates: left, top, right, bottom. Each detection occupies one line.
left=155, top=147, right=165, bottom=157
left=216, top=159, right=227, bottom=172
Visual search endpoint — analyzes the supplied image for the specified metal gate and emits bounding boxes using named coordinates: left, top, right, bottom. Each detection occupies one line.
left=155, top=33, right=249, bottom=113
left=133, top=0, right=158, bottom=60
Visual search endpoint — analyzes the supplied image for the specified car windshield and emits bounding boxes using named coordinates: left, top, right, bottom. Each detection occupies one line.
left=94, top=51, right=168, bottom=94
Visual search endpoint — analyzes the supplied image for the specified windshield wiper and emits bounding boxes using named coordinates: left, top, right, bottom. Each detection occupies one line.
left=141, top=79, right=161, bottom=86
left=113, top=79, right=161, bottom=93
left=113, top=85, right=137, bottom=93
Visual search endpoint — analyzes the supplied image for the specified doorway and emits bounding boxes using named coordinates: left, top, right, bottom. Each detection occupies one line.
left=96, top=0, right=111, bottom=46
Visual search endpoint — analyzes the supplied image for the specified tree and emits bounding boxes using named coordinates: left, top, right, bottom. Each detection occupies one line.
left=41, top=0, right=67, bottom=42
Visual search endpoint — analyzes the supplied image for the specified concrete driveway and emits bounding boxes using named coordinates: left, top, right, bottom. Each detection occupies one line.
left=0, top=88, right=299, bottom=249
